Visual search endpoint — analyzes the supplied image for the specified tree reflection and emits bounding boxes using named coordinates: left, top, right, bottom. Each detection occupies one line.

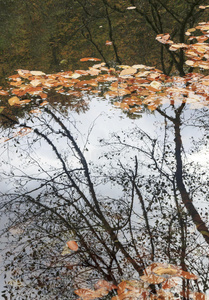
left=0, top=104, right=209, bottom=298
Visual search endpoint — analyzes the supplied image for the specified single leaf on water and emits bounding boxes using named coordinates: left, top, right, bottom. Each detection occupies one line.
left=105, top=40, right=113, bottom=45
left=66, top=240, right=78, bottom=251
left=80, top=57, right=101, bottom=62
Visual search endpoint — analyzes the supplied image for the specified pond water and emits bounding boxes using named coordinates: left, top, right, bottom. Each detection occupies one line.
left=0, top=2, right=209, bottom=300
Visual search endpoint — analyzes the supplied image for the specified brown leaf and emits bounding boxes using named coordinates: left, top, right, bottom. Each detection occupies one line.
left=94, top=279, right=117, bottom=291
left=177, top=270, right=198, bottom=280
left=193, top=292, right=206, bottom=300
left=117, top=281, right=127, bottom=295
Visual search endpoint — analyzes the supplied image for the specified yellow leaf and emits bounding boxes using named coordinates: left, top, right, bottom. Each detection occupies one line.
left=152, top=266, right=178, bottom=276
left=140, top=274, right=165, bottom=284
left=30, top=70, right=46, bottom=76
left=8, top=96, right=21, bottom=106
left=120, top=68, right=137, bottom=76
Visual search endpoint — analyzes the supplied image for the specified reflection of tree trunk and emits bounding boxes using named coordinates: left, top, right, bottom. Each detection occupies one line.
left=103, top=2, right=122, bottom=64
left=34, top=109, right=145, bottom=276
left=172, top=180, right=187, bottom=271
left=174, top=105, right=209, bottom=244
left=157, top=105, right=209, bottom=244
left=133, top=157, right=155, bottom=260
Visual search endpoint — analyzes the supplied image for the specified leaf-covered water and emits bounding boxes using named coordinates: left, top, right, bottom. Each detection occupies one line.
left=0, top=1, right=209, bottom=299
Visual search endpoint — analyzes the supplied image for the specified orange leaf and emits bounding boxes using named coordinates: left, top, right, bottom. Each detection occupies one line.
left=66, top=240, right=78, bottom=251
left=80, top=57, right=101, bottom=62
left=0, top=90, right=9, bottom=96
left=8, top=96, right=21, bottom=106
left=105, top=40, right=113, bottom=45
left=117, top=281, right=126, bottom=295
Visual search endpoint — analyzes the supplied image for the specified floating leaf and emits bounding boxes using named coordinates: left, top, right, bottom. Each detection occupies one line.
left=161, top=277, right=181, bottom=289
left=66, top=240, right=78, bottom=251
left=120, top=68, right=137, bottom=76
left=8, top=96, right=21, bottom=106
left=74, top=288, right=96, bottom=299
left=193, top=292, right=206, bottom=300
left=105, top=40, right=113, bottom=45
left=178, top=270, right=198, bottom=280
left=94, top=280, right=117, bottom=291
left=30, top=79, right=42, bottom=87
left=80, top=57, right=101, bottom=62
left=152, top=266, right=178, bottom=276
left=61, top=245, right=71, bottom=256
left=40, top=100, right=48, bottom=106
left=150, top=81, right=161, bottom=90
left=74, top=287, right=108, bottom=300
left=13, top=127, right=33, bottom=138
left=140, top=274, right=165, bottom=284
left=0, top=90, right=9, bottom=96
left=29, top=109, right=41, bottom=114
left=30, top=70, right=46, bottom=76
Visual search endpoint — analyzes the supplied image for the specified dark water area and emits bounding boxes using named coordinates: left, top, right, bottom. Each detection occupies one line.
left=0, top=1, right=209, bottom=299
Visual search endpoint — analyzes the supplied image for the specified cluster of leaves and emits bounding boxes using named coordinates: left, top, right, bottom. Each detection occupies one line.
left=1, top=16, right=209, bottom=124
left=74, top=262, right=204, bottom=300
